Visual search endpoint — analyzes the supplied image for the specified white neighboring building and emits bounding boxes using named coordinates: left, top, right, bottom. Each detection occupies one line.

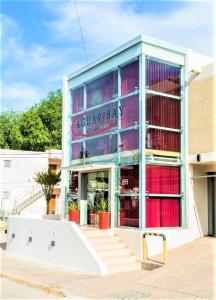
left=0, top=149, right=62, bottom=218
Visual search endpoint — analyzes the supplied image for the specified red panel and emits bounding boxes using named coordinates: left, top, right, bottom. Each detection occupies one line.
left=146, top=198, right=160, bottom=227
left=146, top=59, right=181, bottom=96
left=160, top=199, right=180, bottom=227
left=146, top=95, right=180, bottom=129
left=146, top=198, right=180, bottom=228
left=146, top=129, right=180, bottom=152
left=146, top=165, right=180, bottom=194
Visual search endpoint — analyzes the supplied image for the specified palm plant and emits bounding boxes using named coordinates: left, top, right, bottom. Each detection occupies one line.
left=34, top=170, right=61, bottom=214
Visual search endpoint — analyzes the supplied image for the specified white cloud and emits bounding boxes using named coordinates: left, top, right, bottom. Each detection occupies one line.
left=45, top=0, right=214, bottom=58
left=1, top=82, right=44, bottom=111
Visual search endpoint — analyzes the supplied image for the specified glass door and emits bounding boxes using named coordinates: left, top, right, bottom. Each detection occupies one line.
left=87, top=171, right=109, bottom=225
left=208, top=173, right=216, bottom=236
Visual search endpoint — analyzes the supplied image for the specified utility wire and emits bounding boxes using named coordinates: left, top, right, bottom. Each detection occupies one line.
left=74, top=0, right=89, bottom=64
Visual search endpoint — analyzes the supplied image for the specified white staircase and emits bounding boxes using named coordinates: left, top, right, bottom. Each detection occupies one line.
left=81, top=227, right=141, bottom=274
left=13, top=188, right=43, bottom=215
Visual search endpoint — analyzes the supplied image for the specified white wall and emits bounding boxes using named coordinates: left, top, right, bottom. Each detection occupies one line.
left=20, top=196, right=46, bottom=217
left=6, top=216, right=107, bottom=276
left=0, top=150, right=48, bottom=214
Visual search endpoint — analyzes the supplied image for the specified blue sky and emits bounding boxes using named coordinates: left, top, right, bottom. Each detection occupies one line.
left=1, top=0, right=214, bottom=111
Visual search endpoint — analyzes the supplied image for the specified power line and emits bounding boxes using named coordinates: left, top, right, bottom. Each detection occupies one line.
left=73, top=0, right=89, bottom=64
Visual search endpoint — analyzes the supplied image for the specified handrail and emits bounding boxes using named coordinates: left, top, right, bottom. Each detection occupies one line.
left=142, top=232, right=167, bottom=264
left=15, top=186, right=42, bottom=205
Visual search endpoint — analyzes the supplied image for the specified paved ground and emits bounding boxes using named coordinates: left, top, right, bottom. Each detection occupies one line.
left=1, top=278, right=57, bottom=299
left=0, top=232, right=215, bottom=299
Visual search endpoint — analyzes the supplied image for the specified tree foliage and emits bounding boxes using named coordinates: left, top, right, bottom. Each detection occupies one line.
left=34, top=170, right=61, bottom=214
left=0, top=89, right=62, bottom=151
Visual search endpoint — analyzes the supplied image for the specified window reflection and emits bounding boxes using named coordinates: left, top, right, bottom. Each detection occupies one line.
left=86, top=134, right=117, bottom=157
left=71, top=142, right=83, bottom=160
left=86, top=71, right=117, bottom=108
left=120, top=129, right=139, bottom=151
left=120, top=165, right=139, bottom=194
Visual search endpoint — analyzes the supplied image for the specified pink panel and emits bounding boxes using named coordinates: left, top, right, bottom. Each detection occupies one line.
left=121, top=95, right=139, bottom=128
left=120, top=129, right=139, bottom=151
left=72, top=87, right=84, bottom=114
left=121, top=61, right=139, bottom=96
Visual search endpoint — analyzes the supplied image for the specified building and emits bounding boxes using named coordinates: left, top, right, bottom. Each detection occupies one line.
left=6, top=35, right=215, bottom=275
left=189, top=61, right=216, bottom=236
left=0, top=149, right=62, bottom=218
left=61, top=34, right=214, bottom=257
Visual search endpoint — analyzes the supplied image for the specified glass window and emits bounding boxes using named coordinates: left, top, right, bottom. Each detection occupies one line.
left=119, top=196, right=139, bottom=227
left=71, top=102, right=119, bottom=140
left=69, top=172, right=78, bottom=194
left=71, top=142, right=83, bottom=160
left=146, top=59, right=181, bottom=96
left=146, top=95, right=180, bottom=129
left=71, top=86, right=84, bottom=114
left=146, top=197, right=180, bottom=227
left=120, top=165, right=139, bottom=194
left=146, top=128, right=180, bottom=152
left=4, top=160, right=11, bottom=168
left=121, top=95, right=139, bottom=129
left=121, top=61, right=139, bottom=96
left=2, top=191, right=10, bottom=199
left=86, top=71, right=117, bottom=108
left=146, top=165, right=180, bottom=194
left=120, top=129, right=139, bottom=151
left=86, top=134, right=117, bottom=158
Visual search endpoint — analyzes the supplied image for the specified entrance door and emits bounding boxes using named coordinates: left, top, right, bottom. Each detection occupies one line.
left=208, top=173, right=216, bottom=236
left=87, top=171, right=109, bottom=226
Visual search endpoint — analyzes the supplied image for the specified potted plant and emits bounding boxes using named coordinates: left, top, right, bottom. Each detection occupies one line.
left=68, top=201, right=79, bottom=224
left=88, top=201, right=97, bottom=225
left=97, top=198, right=110, bottom=230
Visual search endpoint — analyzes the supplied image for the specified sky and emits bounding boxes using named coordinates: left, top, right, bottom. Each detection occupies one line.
left=1, top=0, right=215, bottom=112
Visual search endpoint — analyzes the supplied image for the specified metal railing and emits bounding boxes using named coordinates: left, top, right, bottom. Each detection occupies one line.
left=142, top=232, right=167, bottom=264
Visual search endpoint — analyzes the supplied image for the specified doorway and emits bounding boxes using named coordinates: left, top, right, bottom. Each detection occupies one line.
left=208, top=173, right=216, bottom=236
left=79, top=171, right=109, bottom=226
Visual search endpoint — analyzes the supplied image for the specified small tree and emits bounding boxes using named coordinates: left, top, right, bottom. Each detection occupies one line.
left=34, top=170, right=61, bottom=214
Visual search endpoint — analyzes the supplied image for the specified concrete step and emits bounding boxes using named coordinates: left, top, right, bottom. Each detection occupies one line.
left=87, top=236, right=121, bottom=245
left=91, top=241, right=127, bottom=251
left=103, top=255, right=136, bottom=265
left=81, top=228, right=114, bottom=238
left=97, top=247, right=132, bottom=258
left=108, top=262, right=141, bottom=274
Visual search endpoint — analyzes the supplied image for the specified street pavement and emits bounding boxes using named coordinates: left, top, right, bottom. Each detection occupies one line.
left=0, top=231, right=215, bottom=299
left=1, top=278, right=57, bottom=299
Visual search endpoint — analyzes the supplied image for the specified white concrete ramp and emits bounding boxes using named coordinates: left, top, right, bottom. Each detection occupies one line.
left=81, top=227, right=141, bottom=274
left=6, top=216, right=107, bottom=276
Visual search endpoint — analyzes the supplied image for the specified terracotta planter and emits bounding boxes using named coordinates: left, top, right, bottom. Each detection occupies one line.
left=98, top=212, right=110, bottom=229
left=68, top=210, right=79, bottom=224
left=120, top=209, right=125, bottom=226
